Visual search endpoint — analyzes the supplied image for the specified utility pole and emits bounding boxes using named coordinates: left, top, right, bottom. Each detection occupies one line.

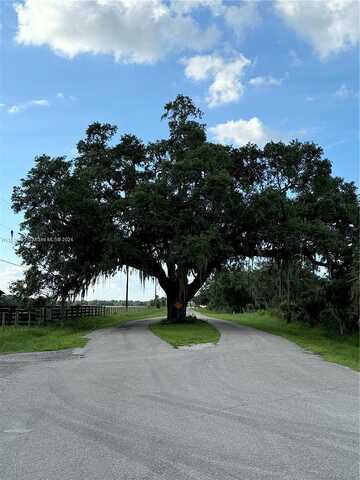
left=125, top=265, right=129, bottom=311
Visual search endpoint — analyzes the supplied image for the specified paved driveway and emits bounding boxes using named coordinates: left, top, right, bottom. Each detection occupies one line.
left=0, top=312, right=358, bottom=480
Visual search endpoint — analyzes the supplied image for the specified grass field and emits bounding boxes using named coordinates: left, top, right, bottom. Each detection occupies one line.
left=0, top=307, right=166, bottom=354
left=197, top=309, right=359, bottom=371
left=150, top=317, right=220, bottom=347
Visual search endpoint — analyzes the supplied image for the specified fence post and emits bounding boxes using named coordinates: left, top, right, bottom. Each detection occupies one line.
left=1, top=312, right=5, bottom=327
left=15, top=311, right=18, bottom=326
left=28, top=311, right=31, bottom=327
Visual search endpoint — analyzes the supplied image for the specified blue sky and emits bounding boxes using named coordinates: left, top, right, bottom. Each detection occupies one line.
left=0, top=0, right=359, bottom=300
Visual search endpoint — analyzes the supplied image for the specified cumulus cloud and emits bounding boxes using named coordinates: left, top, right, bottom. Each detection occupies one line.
left=249, top=75, right=282, bottom=87
left=15, top=0, right=219, bottom=64
left=8, top=99, right=49, bottom=114
left=275, top=0, right=360, bottom=59
left=183, top=54, right=250, bottom=107
left=209, top=117, right=275, bottom=146
left=13, top=0, right=358, bottom=66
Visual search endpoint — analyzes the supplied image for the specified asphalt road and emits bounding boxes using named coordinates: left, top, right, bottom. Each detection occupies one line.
left=1, top=311, right=359, bottom=480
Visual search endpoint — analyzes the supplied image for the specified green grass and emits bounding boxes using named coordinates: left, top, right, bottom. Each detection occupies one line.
left=0, top=307, right=166, bottom=354
left=197, top=309, right=359, bottom=371
left=150, top=317, right=220, bottom=347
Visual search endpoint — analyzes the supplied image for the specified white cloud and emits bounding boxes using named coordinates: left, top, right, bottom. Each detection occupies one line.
left=0, top=264, right=24, bottom=294
left=183, top=53, right=251, bottom=107
left=8, top=99, right=50, bottom=114
left=335, top=83, right=359, bottom=98
left=249, top=75, right=282, bottom=87
left=15, top=0, right=219, bottom=64
left=170, top=0, right=223, bottom=15
left=56, top=92, right=77, bottom=101
left=223, top=1, right=260, bottom=37
left=209, top=117, right=275, bottom=146
left=171, top=0, right=260, bottom=36
left=33, top=99, right=48, bottom=106
left=276, top=0, right=360, bottom=59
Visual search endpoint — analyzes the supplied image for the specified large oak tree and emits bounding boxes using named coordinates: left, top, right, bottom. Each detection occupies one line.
left=12, top=95, right=358, bottom=322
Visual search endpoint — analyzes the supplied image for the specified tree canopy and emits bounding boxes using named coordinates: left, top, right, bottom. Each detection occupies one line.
left=12, top=95, right=358, bottom=322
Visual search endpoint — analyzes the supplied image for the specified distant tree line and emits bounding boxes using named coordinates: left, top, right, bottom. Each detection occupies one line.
left=0, top=293, right=160, bottom=309
left=195, top=242, right=359, bottom=335
left=0, top=293, right=50, bottom=308
left=81, top=299, right=157, bottom=306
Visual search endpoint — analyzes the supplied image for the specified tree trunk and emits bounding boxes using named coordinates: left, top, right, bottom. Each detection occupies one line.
left=166, top=290, right=187, bottom=322
left=162, top=266, right=214, bottom=323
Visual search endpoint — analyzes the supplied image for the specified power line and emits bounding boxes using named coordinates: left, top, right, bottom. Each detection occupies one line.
left=0, top=258, right=22, bottom=267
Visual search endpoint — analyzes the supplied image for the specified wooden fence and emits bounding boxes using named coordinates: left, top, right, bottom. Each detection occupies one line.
left=0, top=304, right=144, bottom=327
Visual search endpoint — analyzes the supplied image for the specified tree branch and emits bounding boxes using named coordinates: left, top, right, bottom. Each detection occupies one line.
left=186, top=263, right=218, bottom=302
